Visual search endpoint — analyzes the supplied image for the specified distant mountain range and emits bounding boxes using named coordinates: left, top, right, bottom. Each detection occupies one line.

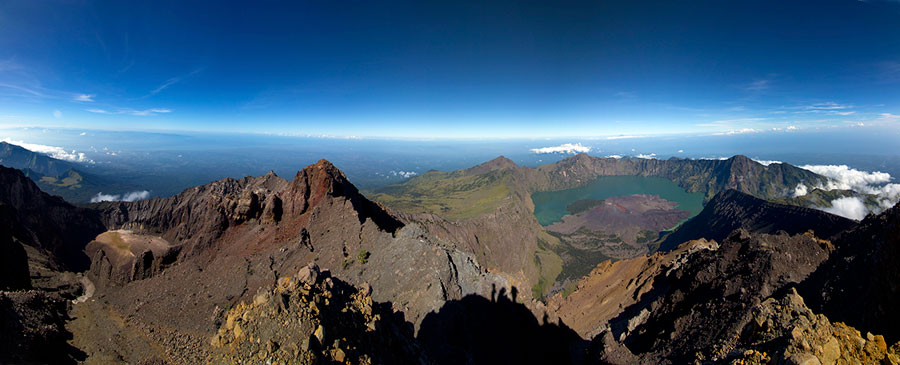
left=0, top=141, right=137, bottom=203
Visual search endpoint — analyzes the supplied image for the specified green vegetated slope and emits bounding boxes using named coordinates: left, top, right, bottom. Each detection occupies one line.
left=2, top=142, right=138, bottom=204
left=367, top=154, right=838, bottom=300
left=367, top=169, right=512, bottom=220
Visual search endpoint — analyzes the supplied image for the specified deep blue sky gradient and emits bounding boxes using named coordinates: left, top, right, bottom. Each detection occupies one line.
left=1, top=0, right=899, bottom=138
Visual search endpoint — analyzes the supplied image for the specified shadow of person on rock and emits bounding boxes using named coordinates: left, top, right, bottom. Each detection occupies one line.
left=417, top=285, right=587, bottom=364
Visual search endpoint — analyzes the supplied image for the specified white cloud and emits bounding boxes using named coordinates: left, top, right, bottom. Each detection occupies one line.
left=86, top=108, right=172, bottom=116
left=677, top=149, right=684, bottom=153
left=80, top=132, right=87, bottom=136
left=53, top=110, right=62, bottom=119
left=122, top=191, right=150, bottom=201
left=800, top=102, right=852, bottom=111
left=800, top=164, right=892, bottom=192
left=821, top=197, right=868, bottom=221
left=752, top=159, right=782, bottom=166
left=129, top=108, right=172, bottom=116
left=877, top=113, right=900, bottom=124
left=745, top=79, right=771, bottom=91
left=530, top=143, right=591, bottom=154
left=74, top=94, right=94, bottom=102
left=90, top=190, right=150, bottom=203
left=800, top=164, right=900, bottom=217
left=635, top=153, right=657, bottom=159
left=605, top=135, right=643, bottom=140
left=389, top=170, right=417, bottom=178
left=792, top=183, right=809, bottom=198
left=786, top=125, right=798, bottom=131
left=605, top=154, right=623, bottom=159
left=1, top=138, right=92, bottom=163
left=726, top=128, right=761, bottom=135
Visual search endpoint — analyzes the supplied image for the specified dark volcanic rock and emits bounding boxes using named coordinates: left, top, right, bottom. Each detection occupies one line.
left=94, top=160, right=402, bottom=263
left=0, top=290, right=83, bottom=364
left=658, top=189, right=856, bottom=251
left=0, top=165, right=106, bottom=271
left=0, top=204, right=31, bottom=290
left=598, top=230, right=834, bottom=362
left=800, top=200, right=900, bottom=343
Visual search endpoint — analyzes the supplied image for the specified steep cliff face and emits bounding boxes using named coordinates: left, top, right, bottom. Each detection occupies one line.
left=0, top=204, right=31, bottom=291
left=548, top=238, right=720, bottom=339
left=800, top=200, right=900, bottom=343
left=659, top=189, right=857, bottom=251
left=532, top=154, right=826, bottom=201
left=0, top=166, right=106, bottom=271
left=95, top=169, right=291, bottom=258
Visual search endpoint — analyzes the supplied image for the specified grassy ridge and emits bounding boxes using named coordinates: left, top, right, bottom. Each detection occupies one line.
left=533, top=231, right=563, bottom=299
left=367, top=169, right=513, bottom=220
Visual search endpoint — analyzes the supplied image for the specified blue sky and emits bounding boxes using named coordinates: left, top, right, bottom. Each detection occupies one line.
left=1, top=0, right=900, bottom=138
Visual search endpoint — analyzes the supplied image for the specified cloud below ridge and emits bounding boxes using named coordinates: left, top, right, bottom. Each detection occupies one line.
left=90, top=190, right=150, bottom=203
left=1, top=138, right=92, bottom=163
left=797, top=164, right=900, bottom=219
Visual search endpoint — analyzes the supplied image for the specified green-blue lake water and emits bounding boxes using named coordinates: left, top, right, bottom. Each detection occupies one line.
left=531, top=176, right=705, bottom=226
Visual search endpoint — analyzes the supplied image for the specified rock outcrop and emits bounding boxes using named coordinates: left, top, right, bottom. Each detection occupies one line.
left=589, top=230, right=835, bottom=362
left=733, top=288, right=900, bottom=364
left=209, top=263, right=427, bottom=364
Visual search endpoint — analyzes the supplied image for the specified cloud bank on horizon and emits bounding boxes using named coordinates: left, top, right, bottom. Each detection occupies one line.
left=90, top=191, right=151, bottom=203
left=530, top=143, right=591, bottom=154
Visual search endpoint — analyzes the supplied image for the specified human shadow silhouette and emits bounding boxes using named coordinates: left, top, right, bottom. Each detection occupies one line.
left=417, top=285, right=588, bottom=364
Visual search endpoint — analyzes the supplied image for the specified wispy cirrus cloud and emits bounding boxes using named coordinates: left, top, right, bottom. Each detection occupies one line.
left=146, top=68, right=202, bottom=97
left=744, top=79, right=772, bottom=92
left=86, top=107, right=172, bottom=116
left=794, top=102, right=855, bottom=115
left=0, top=82, right=46, bottom=97
left=74, top=94, right=95, bottom=102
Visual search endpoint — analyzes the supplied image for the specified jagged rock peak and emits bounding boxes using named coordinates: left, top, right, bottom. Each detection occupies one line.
left=290, top=159, right=355, bottom=198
